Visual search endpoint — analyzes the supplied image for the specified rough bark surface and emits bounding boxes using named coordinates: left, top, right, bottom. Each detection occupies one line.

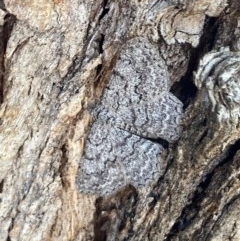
left=0, top=0, right=240, bottom=241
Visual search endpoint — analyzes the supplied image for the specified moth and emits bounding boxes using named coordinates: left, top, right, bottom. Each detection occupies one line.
left=76, top=38, right=183, bottom=196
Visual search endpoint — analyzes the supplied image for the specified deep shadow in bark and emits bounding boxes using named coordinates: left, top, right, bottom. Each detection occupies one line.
left=0, top=12, right=16, bottom=103
left=170, top=16, right=219, bottom=109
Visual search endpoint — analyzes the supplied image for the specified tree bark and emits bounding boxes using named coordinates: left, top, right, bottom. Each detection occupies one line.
left=0, top=0, right=240, bottom=240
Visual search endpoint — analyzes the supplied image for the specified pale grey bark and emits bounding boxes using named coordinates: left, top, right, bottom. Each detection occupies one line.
left=0, top=0, right=240, bottom=241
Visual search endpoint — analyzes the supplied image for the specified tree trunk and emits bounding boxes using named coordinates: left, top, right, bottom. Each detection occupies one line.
left=1, top=0, right=240, bottom=240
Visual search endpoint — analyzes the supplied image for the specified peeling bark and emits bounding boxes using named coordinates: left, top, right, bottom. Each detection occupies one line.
left=0, top=0, right=240, bottom=241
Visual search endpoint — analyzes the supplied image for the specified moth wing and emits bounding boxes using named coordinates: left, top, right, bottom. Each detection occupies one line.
left=96, top=92, right=183, bottom=142
left=77, top=121, right=163, bottom=195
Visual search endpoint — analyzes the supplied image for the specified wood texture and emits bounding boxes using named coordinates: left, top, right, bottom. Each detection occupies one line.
left=0, top=0, right=240, bottom=240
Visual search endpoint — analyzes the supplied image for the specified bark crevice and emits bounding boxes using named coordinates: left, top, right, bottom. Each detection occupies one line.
left=0, top=12, right=16, bottom=103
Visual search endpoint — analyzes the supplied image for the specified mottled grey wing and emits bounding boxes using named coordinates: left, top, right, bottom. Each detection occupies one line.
left=77, top=121, right=127, bottom=195
left=120, top=139, right=164, bottom=188
left=100, top=38, right=170, bottom=108
left=76, top=120, right=163, bottom=196
left=95, top=92, right=183, bottom=142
